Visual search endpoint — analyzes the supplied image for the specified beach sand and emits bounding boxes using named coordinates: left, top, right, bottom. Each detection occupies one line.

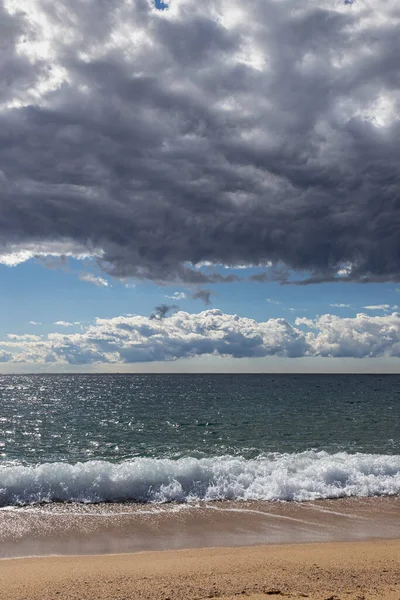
left=1, top=539, right=399, bottom=600
left=1, top=497, right=399, bottom=599
left=2, top=496, right=400, bottom=558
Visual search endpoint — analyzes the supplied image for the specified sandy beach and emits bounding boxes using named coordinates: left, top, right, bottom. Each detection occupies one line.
left=1, top=539, right=399, bottom=600
left=1, top=497, right=399, bottom=599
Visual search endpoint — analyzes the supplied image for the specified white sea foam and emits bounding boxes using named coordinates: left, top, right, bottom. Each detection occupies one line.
left=0, top=451, right=399, bottom=506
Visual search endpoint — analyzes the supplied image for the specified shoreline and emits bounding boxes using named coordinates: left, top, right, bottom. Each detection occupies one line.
left=1, top=495, right=399, bottom=559
left=1, top=539, right=399, bottom=600
left=0, top=533, right=398, bottom=563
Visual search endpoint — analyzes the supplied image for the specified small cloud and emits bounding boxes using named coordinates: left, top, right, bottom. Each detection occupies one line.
left=337, top=263, right=353, bottom=277
left=266, top=298, right=282, bottom=305
left=29, top=321, right=41, bottom=325
left=166, top=292, right=187, bottom=300
left=288, top=307, right=308, bottom=312
left=54, top=321, right=81, bottom=327
left=330, top=303, right=352, bottom=308
left=8, top=333, right=41, bottom=341
left=150, top=304, right=178, bottom=320
left=125, top=283, right=136, bottom=289
left=80, top=273, right=109, bottom=287
left=363, top=304, right=390, bottom=311
left=249, top=272, right=268, bottom=282
left=192, top=289, right=212, bottom=305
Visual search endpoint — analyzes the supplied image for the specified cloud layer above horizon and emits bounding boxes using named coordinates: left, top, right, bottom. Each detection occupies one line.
left=1, top=0, right=400, bottom=284
left=2, top=309, right=400, bottom=365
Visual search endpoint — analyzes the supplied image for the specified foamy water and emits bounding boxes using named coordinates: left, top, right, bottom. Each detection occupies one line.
left=1, top=451, right=400, bottom=506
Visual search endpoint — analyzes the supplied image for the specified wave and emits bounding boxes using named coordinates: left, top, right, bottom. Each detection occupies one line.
left=1, top=451, right=399, bottom=506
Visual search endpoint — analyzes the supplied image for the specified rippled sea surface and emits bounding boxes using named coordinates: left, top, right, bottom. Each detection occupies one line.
left=0, top=374, right=399, bottom=505
left=1, top=374, right=399, bottom=462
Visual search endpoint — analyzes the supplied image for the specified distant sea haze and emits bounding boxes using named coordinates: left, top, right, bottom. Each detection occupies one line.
left=0, top=374, right=399, bottom=506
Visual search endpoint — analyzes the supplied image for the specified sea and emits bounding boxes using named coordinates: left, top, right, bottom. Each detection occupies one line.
left=1, top=373, right=400, bottom=507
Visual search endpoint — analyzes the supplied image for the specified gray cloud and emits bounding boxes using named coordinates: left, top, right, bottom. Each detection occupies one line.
left=248, top=273, right=269, bottom=283
left=191, top=289, right=212, bottom=305
left=1, top=1, right=400, bottom=283
left=35, top=255, right=68, bottom=270
left=150, top=304, right=178, bottom=320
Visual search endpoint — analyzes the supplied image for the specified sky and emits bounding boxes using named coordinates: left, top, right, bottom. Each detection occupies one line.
left=1, top=0, right=400, bottom=372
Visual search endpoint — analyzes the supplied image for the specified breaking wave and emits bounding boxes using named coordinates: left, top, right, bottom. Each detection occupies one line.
left=1, top=451, right=400, bottom=506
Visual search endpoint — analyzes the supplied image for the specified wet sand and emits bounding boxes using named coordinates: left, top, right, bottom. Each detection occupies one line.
left=1, top=496, right=399, bottom=558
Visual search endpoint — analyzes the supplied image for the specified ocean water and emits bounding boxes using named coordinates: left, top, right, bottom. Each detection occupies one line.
left=0, top=374, right=399, bottom=506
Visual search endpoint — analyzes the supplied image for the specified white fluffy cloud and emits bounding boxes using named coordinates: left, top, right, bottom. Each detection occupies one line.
left=2, top=310, right=400, bottom=365
left=166, top=292, right=187, bottom=300
left=296, top=312, right=400, bottom=358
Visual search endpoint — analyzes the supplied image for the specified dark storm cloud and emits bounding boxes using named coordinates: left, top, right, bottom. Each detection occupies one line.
left=1, top=0, right=400, bottom=283
left=0, top=4, right=45, bottom=106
